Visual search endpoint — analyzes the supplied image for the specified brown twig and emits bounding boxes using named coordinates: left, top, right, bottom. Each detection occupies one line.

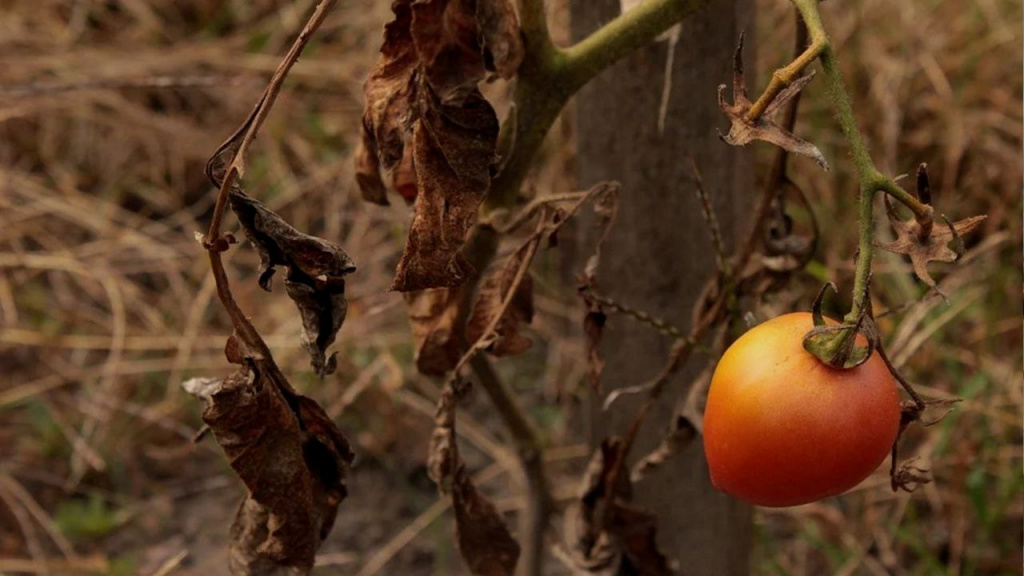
left=687, top=156, right=729, bottom=279
left=583, top=290, right=685, bottom=340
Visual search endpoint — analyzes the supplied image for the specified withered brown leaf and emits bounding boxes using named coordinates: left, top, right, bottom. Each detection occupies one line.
left=477, top=0, right=524, bottom=79
left=360, top=0, right=515, bottom=288
left=564, top=439, right=674, bottom=575
left=466, top=247, right=534, bottom=357
left=717, top=34, right=828, bottom=170
left=391, top=85, right=499, bottom=291
left=229, top=189, right=356, bottom=376
left=583, top=308, right=607, bottom=391
left=630, top=411, right=698, bottom=484
left=362, top=0, right=418, bottom=173
left=875, top=196, right=986, bottom=290
left=607, top=503, right=674, bottom=576
left=412, top=0, right=488, bottom=105
left=183, top=360, right=353, bottom=575
left=393, top=143, right=419, bottom=204
left=429, top=379, right=521, bottom=576
left=405, top=287, right=465, bottom=376
left=356, top=126, right=389, bottom=206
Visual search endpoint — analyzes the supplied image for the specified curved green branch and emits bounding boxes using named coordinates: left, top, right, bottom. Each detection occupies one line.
left=486, top=0, right=710, bottom=211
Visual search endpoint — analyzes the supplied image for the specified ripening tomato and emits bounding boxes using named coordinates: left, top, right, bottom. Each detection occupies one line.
left=703, top=312, right=901, bottom=507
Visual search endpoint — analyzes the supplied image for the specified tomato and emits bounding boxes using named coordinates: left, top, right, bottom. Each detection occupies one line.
left=702, top=312, right=901, bottom=507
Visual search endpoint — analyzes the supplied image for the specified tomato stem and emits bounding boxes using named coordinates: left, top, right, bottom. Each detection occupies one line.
left=788, top=0, right=934, bottom=323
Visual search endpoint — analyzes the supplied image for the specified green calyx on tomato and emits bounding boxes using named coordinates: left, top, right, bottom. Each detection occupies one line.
left=802, top=281, right=876, bottom=369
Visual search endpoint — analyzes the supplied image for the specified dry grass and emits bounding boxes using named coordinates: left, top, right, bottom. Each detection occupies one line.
left=0, top=0, right=1019, bottom=574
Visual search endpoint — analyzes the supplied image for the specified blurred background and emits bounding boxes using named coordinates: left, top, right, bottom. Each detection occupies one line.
left=0, top=0, right=1020, bottom=574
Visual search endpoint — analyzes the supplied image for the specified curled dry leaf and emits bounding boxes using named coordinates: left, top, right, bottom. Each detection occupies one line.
left=762, top=179, right=818, bottom=271
left=583, top=307, right=607, bottom=391
left=564, top=439, right=674, bottom=575
left=891, top=458, right=931, bottom=493
left=429, top=379, right=521, bottom=576
left=183, top=360, right=353, bottom=575
left=717, top=34, right=829, bottom=170
left=405, top=287, right=464, bottom=376
left=393, top=144, right=419, bottom=204
left=466, top=245, right=535, bottom=357
left=228, top=189, right=356, bottom=376
left=889, top=396, right=959, bottom=492
left=362, top=0, right=418, bottom=174
left=391, top=85, right=499, bottom=291
left=356, top=126, right=389, bottom=206
left=576, top=183, right=620, bottom=391
left=357, top=122, right=417, bottom=206
left=412, top=0, right=488, bottom=105
left=360, top=0, right=510, bottom=290
left=875, top=195, right=987, bottom=290
left=631, top=407, right=698, bottom=484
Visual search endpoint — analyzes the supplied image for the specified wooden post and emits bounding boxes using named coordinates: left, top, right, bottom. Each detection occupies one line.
left=570, top=1, right=754, bottom=574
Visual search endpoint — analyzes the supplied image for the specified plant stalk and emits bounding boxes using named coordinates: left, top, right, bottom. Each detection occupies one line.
left=486, top=0, right=709, bottom=212
left=789, top=0, right=932, bottom=322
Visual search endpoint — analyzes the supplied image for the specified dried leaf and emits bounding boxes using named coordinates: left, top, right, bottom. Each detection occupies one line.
left=356, top=1, right=419, bottom=205
left=362, top=0, right=418, bottom=172
left=355, top=126, right=389, bottom=206
left=229, top=189, right=356, bottom=376
left=875, top=196, right=986, bottom=289
left=361, top=0, right=504, bottom=287
left=607, top=504, right=674, bottom=576
left=563, top=439, right=674, bottom=575
left=571, top=439, right=631, bottom=557
left=411, top=0, right=488, bottom=105
left=405, top=287, right=464, bottom=376
left=576, top=185, right=620, bottom=392
left=583, top=308, right=607, bottom=391
left=206, top=95, right=266, bottom=187
left=451, top=467, right=521, bottom=576
left=477, top=0, right=524, bottom=78
left=630, top=412, right=697, bottom=484
left=717, top=35, right=828, bottom=170
left=393, top=144, right=419, bottom=204
left=391, top=85, right=499, bottom=291
left=184, top=361, right=353, bottom=575
left=466, top=247, right=534, bottom=357
left=891, top=458, right=931, bottom=493
left=762, top=178, right=818, bottom=271
left=430, top=379, right=521, bottom=576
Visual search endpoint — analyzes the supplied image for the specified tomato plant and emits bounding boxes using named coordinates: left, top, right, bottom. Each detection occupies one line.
left=703, top=312, right=901, bottom=507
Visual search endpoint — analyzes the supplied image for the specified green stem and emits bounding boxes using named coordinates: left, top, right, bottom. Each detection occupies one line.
left=790, top=0, right=933, bottom=322
left=485, top=0, right=709, bottom=212
left=560, top=0, right=706, bottom=91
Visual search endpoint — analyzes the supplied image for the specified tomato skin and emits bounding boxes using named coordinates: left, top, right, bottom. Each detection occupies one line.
left=703, top=312, right=901, bottom=507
